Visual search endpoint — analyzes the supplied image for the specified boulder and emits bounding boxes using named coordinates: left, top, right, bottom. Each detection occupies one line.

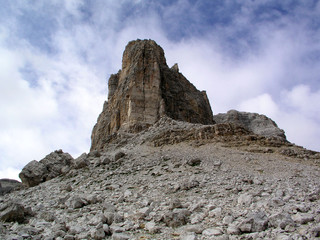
left=0, top=202, right=33, bottom=223
left=91, top=39, right=214, bottom=151
left=19, top=150, right=73, bottom=187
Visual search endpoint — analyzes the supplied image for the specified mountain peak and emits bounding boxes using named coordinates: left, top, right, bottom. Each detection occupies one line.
left=91, top=39, right=214, bottom=151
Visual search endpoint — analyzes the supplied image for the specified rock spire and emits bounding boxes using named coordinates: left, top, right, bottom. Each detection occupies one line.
left=91, top=39, right=214, bottom=151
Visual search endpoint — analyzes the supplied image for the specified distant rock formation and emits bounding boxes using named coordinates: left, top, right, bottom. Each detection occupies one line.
left=213, top=110, right=286, bottom=141
left=91, top=39, right=214, bottom=151
left=0, top=179, right=21, bottom=196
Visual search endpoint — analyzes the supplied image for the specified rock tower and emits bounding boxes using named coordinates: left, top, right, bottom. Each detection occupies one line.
left=91, top=39, right=214, bottom=151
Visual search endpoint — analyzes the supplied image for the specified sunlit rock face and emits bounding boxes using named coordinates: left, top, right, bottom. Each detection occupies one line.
left=91, top=39, right=214, bottom=151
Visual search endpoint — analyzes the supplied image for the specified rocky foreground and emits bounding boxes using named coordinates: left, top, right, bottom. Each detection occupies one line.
left=1, top=117, right=320, bottom=240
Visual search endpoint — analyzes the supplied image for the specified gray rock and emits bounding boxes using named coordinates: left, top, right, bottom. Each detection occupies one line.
left=227, top=224, right=240, bottom=235
left=202, top=227, right=224, bottom=236
left=180, top=224, right=204, bottom=234
left=238, top=211, right=268, bottom=233
left=18, top=160, right=48, bottom=187
left=186, top=158, right=201, bottom=167
left=115, top=152, right=126, bottom=161
left=311, top=224, right=320, bottom=237
left=238, top=193, right=253, bottom=206
left=66, top=196, right=86, bottom=209
left=269, top=213, right=295, bottom=230
left=181, top=232, right=197, bottom=240
left=19, top=150, right=73, bottom=187
left=63, top=235, right=75, bottom=240
left=104, top=212, right=114, bottom=225
left=180, top=180, right=199, bottom=190
left=162, top=209, right=191, bottom=227
left=292, top=213, right=314, bottom=224
left=213, top=110, right=286, bottom=140
left=0, top=202, right=32, bottom=223
left=73, top=153, right=89, bottom=169
left=112, top=233, right=131, bottom=240
left=0, top=179, right=21, bottom=196
left=90, top=224, right=105, bottom=240
left=145, top=221, right=159, bottom=234
left=89, top=213, right=106, bottom=226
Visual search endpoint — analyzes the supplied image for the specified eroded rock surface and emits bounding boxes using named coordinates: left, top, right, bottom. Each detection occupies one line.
left=213, top=110, right=286, bottom=140
left=91, top=39, right=214, bottom=151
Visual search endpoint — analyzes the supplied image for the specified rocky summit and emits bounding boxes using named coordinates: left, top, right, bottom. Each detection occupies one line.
left=91, top=40, right=214, bottom=151
left=1, top=40, right=320, bottom=240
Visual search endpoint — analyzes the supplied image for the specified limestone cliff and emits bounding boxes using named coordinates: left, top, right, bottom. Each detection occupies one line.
left=91, top=39, right=214, bottom=151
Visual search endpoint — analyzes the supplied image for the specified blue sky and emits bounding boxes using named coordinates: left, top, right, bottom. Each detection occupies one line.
left=1, top=0, right=320, bottom=180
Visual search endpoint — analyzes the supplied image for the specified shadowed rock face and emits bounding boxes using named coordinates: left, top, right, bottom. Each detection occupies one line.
left=91, top=39, right=214, bottom=151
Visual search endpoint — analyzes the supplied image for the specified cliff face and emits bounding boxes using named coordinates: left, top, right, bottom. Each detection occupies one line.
left=91, top=39, right=214, bottom=151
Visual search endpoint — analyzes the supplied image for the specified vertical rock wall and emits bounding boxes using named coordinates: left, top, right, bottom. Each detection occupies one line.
left=91, top=39, right=214, bottom=151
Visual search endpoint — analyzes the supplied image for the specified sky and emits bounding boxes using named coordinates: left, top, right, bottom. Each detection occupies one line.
left=1, top=0, right=320, bottom=180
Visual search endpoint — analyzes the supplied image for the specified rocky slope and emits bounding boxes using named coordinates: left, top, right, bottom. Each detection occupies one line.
left=1, top=39, right=319, bottom=240
left=1, top=117, right=320, bottom=240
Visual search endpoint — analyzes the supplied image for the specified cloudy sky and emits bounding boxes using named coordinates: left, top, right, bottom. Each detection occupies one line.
left=1, top=0, right=320, bottom=180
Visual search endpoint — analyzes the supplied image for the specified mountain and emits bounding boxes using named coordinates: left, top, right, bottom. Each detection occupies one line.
left=1, top=40, right=319, bottom=240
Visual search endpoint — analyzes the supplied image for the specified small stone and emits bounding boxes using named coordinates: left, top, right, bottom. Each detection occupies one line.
left=73, top=153, right=89, bottom=169
left=104, top=212, right=114, bottom=225
left=101, top=156, right=111, bottom=165
left=64, top=235, right=75, bottom=240
left=103, top=202, right=116, bottom=212
left=238, top=211, right=268, bottom=233
left=269, top=213, right=294, bottom=230
left=103, top=224, right=111, bottom=235
left=124, top=189, right=132, bottom=198
left=222, top=215, right=233, bottom=225
left=180, top=180, right=200, bottom=190
left=110, top=225, right=125, bottom=233
left=238, top=193, right=253, bottom=206
left=181, top=232, right=197, bottom=240
left=90, top=226, right=105, bottom=240
left=145, top=221, right=159, bottom=234
left=89, top=213, right=107, bottom=226
left=190, top=213, right=205, bottom=224
left=115, top=152, right=125, bottom=161
left=66, top=196, right=86, bottom=209
left=113, top=213, right=124, bottom=223
left=292, top=213, right=314, bottom=224
left=181, top=224, right=204, bottom=234
left=239, top=222, right=252, bottom=233
left=208, top=207, right=222, bottom=218
left=311, top=224, right=320, bottom=237
left=169, top=198, right=183, bottom=209
left=162, top=209, right=191, bottom=228
left=186, top=158, right=201, bottom=166
left=202, top=227, right=223, bottom=236
left=227, top=224, right=240, bottom=235
left=112, top=233, right=131, bottom=240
